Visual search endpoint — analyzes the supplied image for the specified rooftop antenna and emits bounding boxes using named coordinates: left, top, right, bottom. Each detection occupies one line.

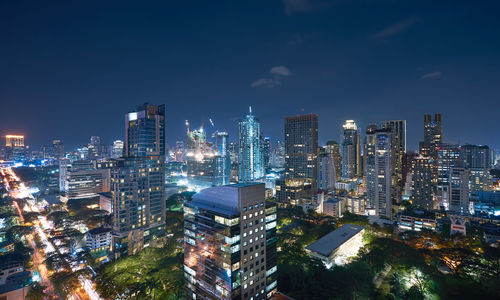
left=249, top=106, right=252, bottom=115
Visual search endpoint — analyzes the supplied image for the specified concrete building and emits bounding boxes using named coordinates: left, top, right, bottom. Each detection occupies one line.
left=86, top=227, right=112, bottom=264
left=111, top=103, right=166, bottom=258
left=420, top=114, right=442, bottom=159
left=317, top=148, right=336, bottom=192
left=341, top=120, right=361, bottom=179
left=411, top=156, right=437, bottom=210
left=4, top=135, right=25, bottom=161
left=323, top=198, right=344, bottom=218
left=184, top=183, right=277, bottom=300
left=305, top=224, right=364, bottom=268
left=398, top=210, right=437, bottom=232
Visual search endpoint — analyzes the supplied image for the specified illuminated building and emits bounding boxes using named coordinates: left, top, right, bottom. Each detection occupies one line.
left=449, top=167, right=470, bottom=213
left=461, top=144, right=493, bottom=192
left=284, top=114, right=318, bottom=185
left=111, top=140, right=124, bottom=158
left=341, top=120, right=361, bottom=179
left=325, top=141, right=341, bottom=181
left=63, top=160, right=110, bottom=199
left=305, top=224, right=364, bottom=268
left=238, top=107, right=264, bottom=182
left=85, top=227, right=112, bottom=264
left=317, top=148, right=336, bottom=192
left=323, top=198, right=344, bottom=218
left=184, top=183, right=278, bottom=300
left=345, top=196, right=365, bottom=215
left=275, top=178, right=312, bottom=206
left=365, top=127, right=393, bottom=218
left=215, top=131, right=231, bottom=186
left=381, top=120, right=406, bottom=200
left=125, top=104, right=165, bottom=157
left=4, top=135, right=25, bottom=161
left=263, top=136, right=271, bottom=169
left=411, top=156, right=437, bottom=210
left=436, top=144, right=461, bottom=209
left=270, top=140, right=285, bottom=168
left=52, top=139, right=64, bottom=159
left=419, top=114, right=442, bottom=159
left=111, top=103, right=166, bottom=258
left=398, top=210, right=436, bottom=232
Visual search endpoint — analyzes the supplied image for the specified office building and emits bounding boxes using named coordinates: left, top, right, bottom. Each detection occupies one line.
left=411, top=156, right=437, bottom=210
left=365, top=127, right=392, bottom=218
left=112, top=140, right=124, bottom=158
left=111, top=103, right=166, bottom=258
left=263, top=137, right=271, bottom=169
left=341, top=120, right=361, bottom=179
left=238, top=107, right=264, bottom=182
left=461, top=144, right=493, bottom=192
left=4, top=135, right=25, bottom=161
left=184, top=183, right=277, bottom=300
left=420, top=114, right=442, bottom=159
left=317, top=148, right=336, bottom=192
left=325, top=141, right=342, bottom=181
left=52, top=139, right=64, bottom=160
left=284, top=113, right=318, bottom=185
left=398, top=210, right=437, bottom=232
left=436, top=144, right=461, bottom=209
left=215, top=131, right=231, bottom=186
left=449, top=167, right=470, bottom=214
left=63, top=160, right=110, bottom=199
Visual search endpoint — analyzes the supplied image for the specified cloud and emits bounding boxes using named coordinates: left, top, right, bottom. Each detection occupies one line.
left=251, top=66, right=292, bottom=88
left=270, top=66, right=292, bottom=76
left=282, top=0, right=333, bottom=15
left=421, top=71, right=442, bottom=79
left=371, top=16, right=419, bottom=39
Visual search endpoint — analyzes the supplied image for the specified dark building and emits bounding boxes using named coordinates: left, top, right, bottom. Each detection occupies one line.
left=420, top=114, right=442, bottom=159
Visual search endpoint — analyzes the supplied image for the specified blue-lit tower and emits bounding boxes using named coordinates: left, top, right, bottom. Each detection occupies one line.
left=238, top=107, right=264, bottom=182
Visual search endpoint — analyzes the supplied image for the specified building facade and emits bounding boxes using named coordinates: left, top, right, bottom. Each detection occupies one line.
left=184, top=183, right=277, bottom=300
left=341, top=120, right=361, bottom=179
left=238, top=108, right=264, bottom=182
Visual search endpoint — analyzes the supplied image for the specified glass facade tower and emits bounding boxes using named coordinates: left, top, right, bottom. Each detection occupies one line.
left=238, top=108, right=264, bottom=182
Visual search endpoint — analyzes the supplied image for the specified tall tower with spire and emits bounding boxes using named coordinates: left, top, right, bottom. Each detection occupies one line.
left=238, top=107, right=264, bottom=182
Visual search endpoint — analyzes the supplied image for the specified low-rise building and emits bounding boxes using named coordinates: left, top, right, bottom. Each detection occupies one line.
left=86, top=227, right=112, bottom=264
left=323, top=198, right=344, bottom=218
left=305, top=224, right=364, bottom=268
left=398, top=210, right=437, bottom=232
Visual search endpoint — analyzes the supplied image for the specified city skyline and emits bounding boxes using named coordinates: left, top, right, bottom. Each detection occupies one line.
left=1, top=1, right=500, bottom=150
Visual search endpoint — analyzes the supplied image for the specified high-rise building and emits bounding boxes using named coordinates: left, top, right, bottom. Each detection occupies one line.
left=449, top=167, right=470, bottom=214
left=125, top=104, right=166, bottom=157
left=365, top=127, right=392, bottom=218
left=341, top=120, right=361, bottom=179
left=184, top=183, right=278, bottom=300
left=215, top=131, right=231, bottom=186
left=111, top=140, right=124, bottom=159
left=270, top=140, right=285, bottom=168
left=461, top=144, right=493, bottom=192
left=420, top=114, right=442, bottom=158
left=381, top=120, right=406, bottom=200
left=238, top=107, right=264, bottom=182
left=263, top=137, right=271, bottom=169
left=284, top=114, right=318, bottom=182
left=63, top=160, right=110, bottom=199
left=5, top=135, right=25, bottom=161
left=52, top=139, right=64, bottom=160
left=411, top=156, right=437, bottom=210
left=111, top=103, right=166, bottom=258
left=436, top=144, right=461, bottom=210
left=317, top=147, right=336, bottom=192
left=325, top=141, right=342, bottom=181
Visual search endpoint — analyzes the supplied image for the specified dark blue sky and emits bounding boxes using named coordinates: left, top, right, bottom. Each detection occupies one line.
left=1, top=0, right=499, bottom=151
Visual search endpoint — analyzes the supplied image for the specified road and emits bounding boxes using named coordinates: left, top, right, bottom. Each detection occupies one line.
left=1, top=166, right=102, bottom=300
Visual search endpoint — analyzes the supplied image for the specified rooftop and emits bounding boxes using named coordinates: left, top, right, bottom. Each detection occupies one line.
left=306, top=224, right=364, bottom=257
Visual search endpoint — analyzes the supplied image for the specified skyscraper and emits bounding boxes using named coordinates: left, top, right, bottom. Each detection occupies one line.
left=263, top=137, right=271, bottom=169
left=420, top=114, right=442, bottom=159
left=461, top=144, right=493, bottom=192
left=449, top=167, right=470, bottom=213
left=341, top=120, right=361, bottom=179
left=184, top=183, right=277, bottom=300
left=52, top=139, right=64, bottom=160
left=411, top=156, right=437, bottom=210
left=381, top=120, right=406, bottom=198
left=5, top=135, right=25, bottom=161
left=111, top=140, right=124, bottom=158
left=125, top=104, right=166, bottom=157
left=365, top=127, right=392, bottom=218
left=325, top=141, right=341, bottom=181
left=238, top=107, right=264, bottom=182
left=436, top=144, right=461, bottom=209
left=111, top=103, right=166, bottom=258
left=317, top=148, right=336, bottom=192
left=215, top=131, right=231, bottom=186
left=284, top=114, right=318, bottom=183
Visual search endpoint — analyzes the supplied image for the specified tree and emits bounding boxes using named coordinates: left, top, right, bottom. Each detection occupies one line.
left=26, top=282, right=47, bottom=300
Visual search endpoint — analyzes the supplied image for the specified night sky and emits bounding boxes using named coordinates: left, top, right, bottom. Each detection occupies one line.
left=1, top=0, right=499, bottom=151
